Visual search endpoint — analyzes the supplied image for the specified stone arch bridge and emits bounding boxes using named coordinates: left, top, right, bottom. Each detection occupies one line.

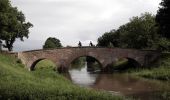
left=16, top=47, right=160, bottom=72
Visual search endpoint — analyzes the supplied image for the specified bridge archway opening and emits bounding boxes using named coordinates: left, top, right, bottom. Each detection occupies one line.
left=30, top=58, right=56, bottom=71
left=69, top=56, right=102, bottom=73
left=126, top=58, right=141, bottom=68
left=112, top=57, right=141, bottom=71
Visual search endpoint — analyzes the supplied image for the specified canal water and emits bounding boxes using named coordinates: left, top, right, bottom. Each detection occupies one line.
left=64, top=62, right=170, bottom=100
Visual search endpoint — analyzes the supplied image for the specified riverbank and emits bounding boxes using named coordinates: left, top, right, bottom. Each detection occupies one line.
left=0, top=53, right=124, bottom=100
left=109, top=52, right=170, bottom=81
left=130, top=52, right=170, bottom=81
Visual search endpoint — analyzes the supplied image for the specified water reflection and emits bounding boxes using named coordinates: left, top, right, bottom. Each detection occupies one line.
left=64, top=61, right=170, bottom=100
left=69, top=63, right=98, bottom=87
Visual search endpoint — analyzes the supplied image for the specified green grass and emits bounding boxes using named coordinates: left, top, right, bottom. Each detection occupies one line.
left=107, top=52, right=170, bottom=81
left=35, top=59, right=56, bottom=70
left=0, top=53, right=125, bottom=100
left=130, top=53, right=170, bottom=81
left=112, top=58, right=129, bottom=70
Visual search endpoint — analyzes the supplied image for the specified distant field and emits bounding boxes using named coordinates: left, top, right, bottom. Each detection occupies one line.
left=0, top=53, right=124, bottom=100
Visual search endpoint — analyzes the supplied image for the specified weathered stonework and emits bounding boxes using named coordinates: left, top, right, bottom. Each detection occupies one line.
left=17, top=47, right=160, bottom=71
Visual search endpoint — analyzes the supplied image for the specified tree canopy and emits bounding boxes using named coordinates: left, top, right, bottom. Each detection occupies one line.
left=0, top=0, right=33, bottom=51
left=97, top=29, right=119, bottom=47
left=156, top=0, right=170, bottom=38
left=97, top=13, right=159, bottom=49
left=43, top=37, right=62, bottom=49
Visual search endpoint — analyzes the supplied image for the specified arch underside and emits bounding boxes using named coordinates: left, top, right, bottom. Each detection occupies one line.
left=102, top=57, right=142, bottom=72
left=30, top=58, right=54, bottom=70
left=28, top=49, right=144, bottom=72
left=67, top=55, right=103, bottom=69
left=126, top=58, right=141, bottom=67
left=29, top=56, right=142, bottom=72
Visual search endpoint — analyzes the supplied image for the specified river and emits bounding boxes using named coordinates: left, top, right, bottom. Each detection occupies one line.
left=63, top=62, right=170, bottom=100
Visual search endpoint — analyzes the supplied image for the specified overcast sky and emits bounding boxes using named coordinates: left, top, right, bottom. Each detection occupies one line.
left=11, top=0, right=161, bottom=51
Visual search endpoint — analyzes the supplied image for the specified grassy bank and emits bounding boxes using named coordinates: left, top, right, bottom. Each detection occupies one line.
left=130, top=53, right=170, bottom=81
left=0, top=54, right=124, bottom=100
left=108, top=52, right=170, bottom=81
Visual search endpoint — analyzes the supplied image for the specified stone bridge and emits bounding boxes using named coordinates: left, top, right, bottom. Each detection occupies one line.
left=16, top=47, right=160, bottom=72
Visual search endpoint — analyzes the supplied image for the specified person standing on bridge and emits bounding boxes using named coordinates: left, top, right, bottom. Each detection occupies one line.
left=89, top=41, right=94, bottom=47
left=78, top=41, right=82, bottom=47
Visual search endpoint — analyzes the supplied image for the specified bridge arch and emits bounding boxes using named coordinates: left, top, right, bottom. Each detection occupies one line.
left=111, top=57, right=142, bottom=70
left=30, top=58, right=56, bottom=71
left=69, top=55, right=102, bottom=68
left=126, top=57, right=141, bottom=68
left=69, top=55, right=103, bottom=67
left=57, top=54, right=105, bottom=73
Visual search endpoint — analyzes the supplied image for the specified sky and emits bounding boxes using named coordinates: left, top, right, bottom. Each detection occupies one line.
left=11, top=0, right=161, bottom=51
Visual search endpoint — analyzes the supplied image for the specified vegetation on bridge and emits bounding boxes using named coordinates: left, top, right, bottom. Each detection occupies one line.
left=0, top=53, right=125, bottom=100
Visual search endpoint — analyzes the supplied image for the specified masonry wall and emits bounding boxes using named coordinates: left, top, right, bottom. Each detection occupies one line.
left=17, top=47, right=160, bottom=71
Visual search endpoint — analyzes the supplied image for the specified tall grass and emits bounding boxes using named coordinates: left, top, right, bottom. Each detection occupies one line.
left=131, top=53, right=170, bottom=81
left=0, top=54, right=125, bottom=100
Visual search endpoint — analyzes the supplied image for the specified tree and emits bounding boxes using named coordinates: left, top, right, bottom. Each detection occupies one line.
left=43, top=37, right=62, bottom=49
left=0, top=0, right=33, bottom=51
left=157, top=37, right=170, bottom=51
left=97, top=29, right=120, bottom=47
left=156, top=0, right=170, bottom=38
left=118, top=13, right=159, bottom=49
left=97, top=13, right=159, bottom=49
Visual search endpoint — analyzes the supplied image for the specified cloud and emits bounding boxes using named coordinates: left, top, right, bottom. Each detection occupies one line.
left=10, top=0, right=161, bottom=51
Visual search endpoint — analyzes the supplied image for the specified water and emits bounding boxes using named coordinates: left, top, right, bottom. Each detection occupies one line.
left=64, top=62, right=170, bottom=100
left=68, top=65, right=98, bottom=87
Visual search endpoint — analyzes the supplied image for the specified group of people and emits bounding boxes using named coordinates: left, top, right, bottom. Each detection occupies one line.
left=78, top=41, right=94, bottom=47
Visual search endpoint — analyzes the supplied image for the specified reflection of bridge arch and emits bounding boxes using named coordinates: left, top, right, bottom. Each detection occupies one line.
left=17, top=47, right=160, bottom=72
